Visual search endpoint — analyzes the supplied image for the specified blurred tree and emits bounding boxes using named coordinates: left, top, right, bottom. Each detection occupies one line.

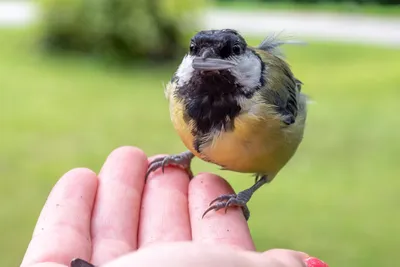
left=37, top=0, right=207, bottom=62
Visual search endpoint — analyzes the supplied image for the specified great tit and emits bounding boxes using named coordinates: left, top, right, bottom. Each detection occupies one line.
left=147, top=29, right=308, bottom=221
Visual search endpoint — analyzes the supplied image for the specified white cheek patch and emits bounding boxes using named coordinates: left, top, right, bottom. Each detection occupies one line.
left=230, top=51, right=263, bottom=92
left=176, top=55, right=195, bottom=87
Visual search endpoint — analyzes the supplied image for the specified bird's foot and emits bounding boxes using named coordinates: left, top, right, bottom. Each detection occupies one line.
left=202, top=191, right=252, bottom=221
left=71, top=258, right=95, bottom=267
left=202, top=175, right=269, bottom=221
left=146, top=151, right=195, bottom=180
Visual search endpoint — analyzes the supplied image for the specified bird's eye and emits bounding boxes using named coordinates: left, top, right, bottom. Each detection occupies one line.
left=232, top=44, right=241, bottom=55
left=190, top=43, right=196, bottom=53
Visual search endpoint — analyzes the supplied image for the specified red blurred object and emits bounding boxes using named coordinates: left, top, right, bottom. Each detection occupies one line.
left=304, top=257, right=329, bottom=267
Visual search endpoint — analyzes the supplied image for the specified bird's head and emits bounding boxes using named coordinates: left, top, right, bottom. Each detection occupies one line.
left=190, top=29, right=246, bottom=70
left=175, top=29, right=264, bottom=93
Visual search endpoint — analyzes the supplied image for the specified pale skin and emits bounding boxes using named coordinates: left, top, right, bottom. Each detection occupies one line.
left=21, top=146, right=311, bottom=267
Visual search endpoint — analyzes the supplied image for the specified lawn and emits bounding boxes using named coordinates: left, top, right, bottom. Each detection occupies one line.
left=1, top=28, right=400, bottom=267
left=215, top=1, right=400, bottom=17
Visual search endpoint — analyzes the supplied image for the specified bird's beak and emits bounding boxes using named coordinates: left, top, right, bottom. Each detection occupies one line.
left=192, top=48, right=237, bottom=71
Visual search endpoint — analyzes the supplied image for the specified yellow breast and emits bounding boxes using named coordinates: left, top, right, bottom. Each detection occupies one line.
left=169, top=96, right=196, bottom=155
left=169, top=95, right=303, bottom=176
left=200, top=112, right=297, bottom=174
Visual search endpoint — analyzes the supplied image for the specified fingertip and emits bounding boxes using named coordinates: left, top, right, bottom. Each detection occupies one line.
left=297, top=252, right=310, bottom=260
left=107, top=146, right=147, bottom=165
left=260, top=249, right=314, bottom=267
left=50, top=167, right=98, bottom=201
left=147, top=154, right=168, bottom=163
left=146, top=154, right=191, bottom=182
left=145, top=165, right=190, bottom=182
left=190, top=172, right=232, bottom=191
left=59, top=168, right=98, bottom=188
left=144, top=156, right=190, bottom=189
left=98, top=145, right=148, bottom=185
left=189, top=173, right=235, bottom=218
left=262, top=249, right=309, bottom=259
left=64, top=167, right=97, bottom=178
left=189, top=173, right=236, bottom=216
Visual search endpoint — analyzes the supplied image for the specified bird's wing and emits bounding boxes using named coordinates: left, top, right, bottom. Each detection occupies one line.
left=249, top=33, right=306, bottom=125
left=253, top=47, right=302, bottom=125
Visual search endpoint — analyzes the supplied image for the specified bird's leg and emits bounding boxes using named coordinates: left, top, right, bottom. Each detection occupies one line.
left=146, top=151, right=195, bottom=180
left=71, top=258, right=95, bottom=267
left=202, top=175, right=270, bottom=221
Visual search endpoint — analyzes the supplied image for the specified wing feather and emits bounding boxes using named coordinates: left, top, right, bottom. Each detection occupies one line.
left=251, top=46, right=302, bottom=125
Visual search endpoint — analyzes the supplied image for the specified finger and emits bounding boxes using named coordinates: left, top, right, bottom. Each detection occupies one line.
left=90, top=146, right=147, bottom=265
left=263, top=249, right=309, bottom=261
left=138, top=155, right=192, bottom=248
left=189, top=173, right=255, bottom=250
left=21, top=168, right=98, bottom=267
left=259, top=249, right=310, bottom=267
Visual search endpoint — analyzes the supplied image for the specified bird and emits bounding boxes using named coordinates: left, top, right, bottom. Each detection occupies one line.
left=70, top=29, right=308, bottom=267
left=146, top=28, right=308, bottom=221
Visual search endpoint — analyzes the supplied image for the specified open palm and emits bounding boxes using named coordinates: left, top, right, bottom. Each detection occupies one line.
left=21, top=146, right=320, bottom=267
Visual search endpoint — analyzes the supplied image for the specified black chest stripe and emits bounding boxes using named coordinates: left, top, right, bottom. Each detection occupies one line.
left=176, top=70, right=243, bottom=135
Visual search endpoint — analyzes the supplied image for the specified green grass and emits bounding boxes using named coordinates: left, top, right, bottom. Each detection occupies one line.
left=1, top=28, right=400, bottom=267
left=215, top=1, right=400, bottom=17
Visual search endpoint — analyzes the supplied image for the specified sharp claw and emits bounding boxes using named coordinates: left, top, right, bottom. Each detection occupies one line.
left=161, top=162, right=165, bottom=173
left=145, top=162, right=162, bottom=180
left=203, top=196, right=237, bottom=218
left=202, top=194, right=250, bottom=220
left=145, top=152, right=194, bottom=180
left=202, top=206, right=214, bottom=219
left=161, top=158, right=169, bottom=173
left=209, top=198, right=220, bottom=206
left=209, top=194, right=233, bottom=206
left=145, top=157, right=167, bottom=180
left=145, top=170, right=152, bottom=179
left=224, top=199, right=233, bottom=213
left=202, top=203, right=223, bottom=218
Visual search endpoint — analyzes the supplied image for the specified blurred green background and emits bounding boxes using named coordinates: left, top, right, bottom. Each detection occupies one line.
left=1, top=0, right=400, bottom=266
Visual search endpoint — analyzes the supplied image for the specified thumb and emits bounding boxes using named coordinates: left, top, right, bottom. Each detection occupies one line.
left=258, top=249, right=328, bottom=267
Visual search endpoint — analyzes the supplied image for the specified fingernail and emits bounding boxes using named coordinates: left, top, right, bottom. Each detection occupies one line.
left=304, top=257, right=329, bottom=267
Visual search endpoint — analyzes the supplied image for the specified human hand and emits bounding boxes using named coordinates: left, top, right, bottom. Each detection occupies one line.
left=21, top=146, right=327, bottom=267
